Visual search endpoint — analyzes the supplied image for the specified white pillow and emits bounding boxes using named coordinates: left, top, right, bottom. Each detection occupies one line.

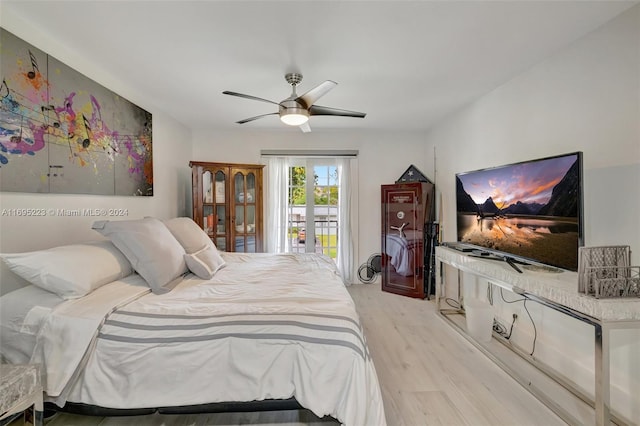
left=92, top=218, right=188, bottom=294
left=184, top=245, right=226, bottom=280
left=163, top=217, right=214, bottom=254
left=1, top=241, right=133, bottom=299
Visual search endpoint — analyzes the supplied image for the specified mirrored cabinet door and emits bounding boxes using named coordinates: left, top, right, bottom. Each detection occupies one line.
left=213, top=170, right=227, bottom=242
left=232, top=170, right=258, bottom=252
left=202, top=171, right=214, bottom=235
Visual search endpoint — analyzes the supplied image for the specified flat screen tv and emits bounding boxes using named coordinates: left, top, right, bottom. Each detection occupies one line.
left=455, top=152, right=583, bottom=271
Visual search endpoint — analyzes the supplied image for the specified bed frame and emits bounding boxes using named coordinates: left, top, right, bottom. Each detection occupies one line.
left=44, top=398, right=312, bottom=417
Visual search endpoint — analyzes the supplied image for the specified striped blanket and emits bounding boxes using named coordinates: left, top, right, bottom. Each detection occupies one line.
left=35, top=252, right=386, bottom=426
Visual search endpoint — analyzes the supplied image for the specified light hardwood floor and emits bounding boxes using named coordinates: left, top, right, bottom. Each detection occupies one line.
left=33, top=284, right=566, bottom=426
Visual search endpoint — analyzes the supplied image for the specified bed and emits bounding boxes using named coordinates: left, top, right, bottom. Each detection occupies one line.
left=384, top=229, right=423, bottom=277
left=0, top=217, right=386, bottom=426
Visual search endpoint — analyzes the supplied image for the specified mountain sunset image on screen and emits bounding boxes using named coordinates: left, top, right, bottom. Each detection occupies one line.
left=455, top=152, right=583, bottom=271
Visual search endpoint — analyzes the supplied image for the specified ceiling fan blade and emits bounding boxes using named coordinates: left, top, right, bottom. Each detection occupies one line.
left=309, top=105, right=366, bottom=118
left=222, top=91, right=280, bottom=106
left=236, top=112, right=279, bottom=124
left=296, top=81, right=337, bottom=109
left=299, top=122, right=311, bottom=133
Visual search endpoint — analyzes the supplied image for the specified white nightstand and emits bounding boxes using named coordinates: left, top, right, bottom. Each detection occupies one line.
left=0, top=364, right=43, bottom=426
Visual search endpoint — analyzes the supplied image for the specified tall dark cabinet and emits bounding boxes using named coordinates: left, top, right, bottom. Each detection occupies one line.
left=381, top=182, right=436, bottom=299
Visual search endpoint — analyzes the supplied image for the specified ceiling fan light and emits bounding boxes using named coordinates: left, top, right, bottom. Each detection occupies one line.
left=280, top=108, right=309, bottom=126
left=281, top=113, right=309, bottom=126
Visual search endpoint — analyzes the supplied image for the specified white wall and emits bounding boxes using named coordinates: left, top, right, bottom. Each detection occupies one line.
left=2, top=1, right=638, bottom=420
left=0, top=8, right=193, bottom=294
left=429, top=5, right=640, bottom=263
left=191, top=128, right=433, bottom=279
left=426, top=5, right=640, bottom=422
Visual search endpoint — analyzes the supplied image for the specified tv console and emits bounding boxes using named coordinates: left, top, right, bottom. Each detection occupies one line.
left=435, top=246, right=640, bottom=426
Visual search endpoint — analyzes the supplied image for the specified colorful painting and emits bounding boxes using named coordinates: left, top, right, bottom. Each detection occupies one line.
left=0, top=28, right=152, bottom=196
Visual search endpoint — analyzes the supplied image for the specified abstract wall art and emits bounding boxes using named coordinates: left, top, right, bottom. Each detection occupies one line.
left=0, top=28, right=153, bottom=196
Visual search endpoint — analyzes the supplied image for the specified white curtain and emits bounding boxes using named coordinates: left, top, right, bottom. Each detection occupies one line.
left=264, top=156, right=290, bottom=253
left=336, top=158, right=354, bottom=285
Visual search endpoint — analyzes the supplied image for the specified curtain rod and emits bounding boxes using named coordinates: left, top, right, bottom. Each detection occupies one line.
left=260, top=149, right=358, bottom=157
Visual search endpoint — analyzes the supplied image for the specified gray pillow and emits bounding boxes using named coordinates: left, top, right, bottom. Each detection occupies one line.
left=92, top=218, right=188, bottom=294
left=164, top=217, right=226, bottom=279
left=163, top=217, right=214, bottom=254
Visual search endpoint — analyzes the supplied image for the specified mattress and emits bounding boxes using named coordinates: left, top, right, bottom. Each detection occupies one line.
left=21, top=252, right=385, bottom=426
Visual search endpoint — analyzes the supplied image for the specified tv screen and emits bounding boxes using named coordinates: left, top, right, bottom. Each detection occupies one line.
left=455, top=152, right=583, bottom=271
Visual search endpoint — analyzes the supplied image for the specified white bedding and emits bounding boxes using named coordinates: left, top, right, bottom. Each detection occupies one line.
left=0, top=285, right=64, bottom=363
left=30, top=252, right=386, bottom=426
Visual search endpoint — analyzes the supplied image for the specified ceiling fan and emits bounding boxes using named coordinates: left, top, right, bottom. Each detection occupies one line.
left=222, top=73, right=366, bottom=132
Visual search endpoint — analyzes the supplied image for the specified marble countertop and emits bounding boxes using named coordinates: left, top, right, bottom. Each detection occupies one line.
left=436, top=246, right=640, bottom=322
left=0, top=364, right=41, bottom=416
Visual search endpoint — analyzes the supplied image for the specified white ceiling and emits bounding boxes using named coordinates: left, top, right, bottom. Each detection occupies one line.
left=2, top=1, right=637, bottom=133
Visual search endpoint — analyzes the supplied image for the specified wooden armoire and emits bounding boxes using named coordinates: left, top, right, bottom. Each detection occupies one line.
left=190, top=161, right=264, bottom=253
left=381, top=182, right=436, bottom=299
